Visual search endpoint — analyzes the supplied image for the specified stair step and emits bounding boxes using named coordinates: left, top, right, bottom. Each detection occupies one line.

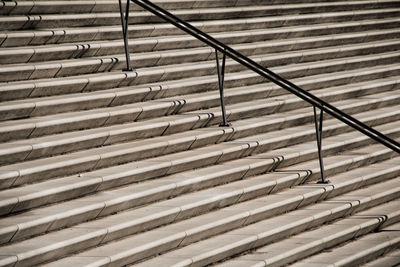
left=0, top=127, right=397, bottom=249
left=1, top=51, right=399, bottom=144
left=2, top=29, right=400, bottom=82
left=0, top=1, right=398, bottom=266
left=362, top=249, right=400, bottom=267
left=2, top=1, right=398, bottom=30
left=1, top=53, right=399, bottom=123
left=0, top=76, right=398, bottom=165
left=0, top=85, right=398, bottom=190
left=1, top=37, right=399, bottom=83
left=42, top=174, right=400, bottom=267
left=2, top=8, right=399, bottom=48
left=291, top=222, right=400, bottom=267
left=216, top=199, right=400, bottom=267
left=0, top=0, right=243, bottom=16
left=1, top=49, right=399, bottom=104
left=0, top=104, right=398, bottom=217
left=2, top=16, right=400, bottom=64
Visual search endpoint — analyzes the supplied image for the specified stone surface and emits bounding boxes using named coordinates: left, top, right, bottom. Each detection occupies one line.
left=0, top=1, right=400, bottom=267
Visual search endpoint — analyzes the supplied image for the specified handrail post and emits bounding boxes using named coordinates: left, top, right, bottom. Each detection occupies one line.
left=128, top=0, right=399, bottom=154
left=118, top=0, right=133, bottom=71
left=215, top=49, right=230, bottom=127
left=314, top=106, right=329, bottom=184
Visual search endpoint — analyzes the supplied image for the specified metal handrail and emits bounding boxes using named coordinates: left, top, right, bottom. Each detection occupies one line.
left=118, top=0, right=400, bottom=182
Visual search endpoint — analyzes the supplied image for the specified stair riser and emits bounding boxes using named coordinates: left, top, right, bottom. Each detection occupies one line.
left=3, top=13, right=399, bottom=48
left=0, top=120, right=357, bottom=216
left=0, top=1, right=398, bottom=266
left=4, top=89, right=399, bottom=192
left=131, top=53, right=400, bottom=87
left=189, top=191, right=400, bottom=267
left=4, top=22, right=400, bottom=64
left=2, top=55, right=396, bottom=148
left=2, top=2, right=399, bottom=30
left=1, top=0, right=260, bottom=16
left=81, top=159, right=400, bottom=249
left=101, top=181, right=400, bottom=267
left=2, top=63, right=399, bottom=130
left=1, top=78, right=398, bottom=174
left=263, top=216, right=400, bottom=266
left=1, top=39, right=398, bottom=103
left=4, top=157, right=399, bottom=267
left=2, top=61, right=398, bottom=138
left=134, top=20, right=400, bottom=54
left=2, top=36, right=398, bottom=83
left=335, top=238, right=400, bottom=267
left=117, top=40, right=400, bottom=70
left=2, top=131, right=397, bottom=256
left=3, top=0, right=397, bottom=16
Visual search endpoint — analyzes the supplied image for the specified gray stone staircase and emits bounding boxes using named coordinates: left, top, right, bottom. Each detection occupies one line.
left=0, top=0, right=399, bottom=266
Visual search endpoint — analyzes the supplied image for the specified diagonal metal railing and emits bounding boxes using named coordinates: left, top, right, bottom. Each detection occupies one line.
left=118, top=0, right=400, bottom=183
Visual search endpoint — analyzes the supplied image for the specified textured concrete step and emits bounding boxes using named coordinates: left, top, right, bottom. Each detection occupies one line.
left=1, top=84, right=399, bottom=191
left=44, top=175, right=400, bottom=267
left=1, top=59, right=395, bottom=141
left=1, top=48, right=399, bottom=120
left=2, top=9, right=399, bottom=48
left=362, top=249, right=400, bottom=267
left=2, top=0, right=399, bottom=30
left=0, top=126, right=397, bottom=251
left=1, top=49, right=399, bottom=104
left=0, top=1, right=398, bottom=266
left=0, top=77, right=398, bottom=179
left=3, top=0, right=393, bottom=16
left=2, top=16, right=400, bottom=64
left=1, top=103, right=398, bottom=218
left=217, top=199, right=400, bottom=267
left=291, top=222, right=400, bottom=267
left=1, top=35, right=399, bottom=82
left=1, top=75, right=398, bottom=166
left=0, top=0, right=248, bottom=16
left=0, top=52, right=398, bottom=143
left=1, top=154, right=397, bottom=264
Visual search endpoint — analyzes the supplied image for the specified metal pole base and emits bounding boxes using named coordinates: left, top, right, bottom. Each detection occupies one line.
left=219, top=122, right=231, bottom=127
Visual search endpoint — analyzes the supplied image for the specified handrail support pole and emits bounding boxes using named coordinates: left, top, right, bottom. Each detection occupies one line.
left=215, top=49, right=230, bottom=127
left=314, top=106, right=329, bottom=184
left=118, top=0, right=133, bottom=71
left=128, top=0, right=399, bottom=154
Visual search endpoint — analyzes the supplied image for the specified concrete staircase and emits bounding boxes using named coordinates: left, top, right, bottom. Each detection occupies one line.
left=0, top=0, right=399, bottom=266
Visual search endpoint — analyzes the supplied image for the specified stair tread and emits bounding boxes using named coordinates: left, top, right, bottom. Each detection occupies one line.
left=2, top=8, right=399, bottom=48
left=0, top=0, right=399, bottom=266
left=0, top=85, right=398, bottom=191
left=43, top=175, right=400, bottom=267
left=362, top=249, right=400, bottom=267
left=0, top=106, right=395, bottom=216
left=291, top=222, right=400, bottom=266
left=1, top=50, right=398, bottom=141
left=1, top=56, right=399, bottom=122
left=2, top=36, right=399, bottom=100
left=2, top=37, right=399, bottom=71
left=0, top=129, right=397, bottom=247
left=0, top=77, right=397, bottom=166
left=216, top=199, right=400, bottom=267
left=2, top=13, right=400, bottom=61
